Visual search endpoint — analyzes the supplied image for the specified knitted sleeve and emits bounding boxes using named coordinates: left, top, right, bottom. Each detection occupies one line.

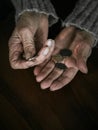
left=63, top=0, right=98, bottom=46
left=11, top=0, right=58, bottom=26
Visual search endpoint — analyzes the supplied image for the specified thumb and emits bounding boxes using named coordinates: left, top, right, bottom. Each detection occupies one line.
left=76, top=44, right=91, bottom=74
left=20, top=28, right=36, bottom=60
left=73, top=42, right=91, bottom=74
left=77, top=58, right=88, bottom=74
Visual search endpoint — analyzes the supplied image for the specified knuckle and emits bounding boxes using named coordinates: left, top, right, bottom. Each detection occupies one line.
left=41, top=68, right=50, bottom=75
left=10, top=62, right=17, bottom=69
left=40, top=15, right=48, bottom=26
left=19, top=27, right=30, bottom=34
left=49, top=61, right=55, bottom=67
left=54, top=68, right=62, bottom=74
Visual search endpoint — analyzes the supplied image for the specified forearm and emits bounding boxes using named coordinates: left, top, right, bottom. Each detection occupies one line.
left=63, top=0, right=98, bottom=47
left=11, top=0, right=58, bottom=26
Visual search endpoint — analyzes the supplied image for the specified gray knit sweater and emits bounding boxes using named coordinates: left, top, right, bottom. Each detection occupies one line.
left=11, top=0, right=98, bottom=46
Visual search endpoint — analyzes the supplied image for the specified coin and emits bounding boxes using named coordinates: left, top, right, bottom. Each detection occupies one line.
left=52, top=54, right=63, bottom=63
left=28, top=57, right=37, bottom=62
left=60, top=49, right=72, bottom=56
left=55, top=63, right=67, bottom=70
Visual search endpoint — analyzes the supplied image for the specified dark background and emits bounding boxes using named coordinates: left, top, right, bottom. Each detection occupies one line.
left=0, top=0, right=98, bottom=130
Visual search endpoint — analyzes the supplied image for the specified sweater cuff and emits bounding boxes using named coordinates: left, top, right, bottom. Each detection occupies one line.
left=11, top=0, right=58, bottom=26
left=63, top=0, right=98, bottom=47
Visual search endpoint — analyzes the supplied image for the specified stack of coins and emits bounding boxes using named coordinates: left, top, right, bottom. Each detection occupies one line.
left=52, top=49, right=72, bottom=70
left=52, top=54, right=63, bottom=63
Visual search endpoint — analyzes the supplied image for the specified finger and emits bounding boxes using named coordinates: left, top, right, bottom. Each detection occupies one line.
left=33, top=21, right=49, bottom=75
left=80, top=43, right=92, bottom=60
left=34, top=59, right=49, bottom=76
left=8, top=31, right=37, bottom=69
left=40, top=67, right=64, bottom=89
left=36, top=60, right=55, bottom=82
left=76, top=45, right=89, bottom=74
left=28, top=39, right=55, bottom=67
left=8, top=31, right=23, bottom=69
left=35, top=17, right=48, bottom=51
left=40, top=56, right=77, bottom=89
left=64, top=57, right=77, bottom=68
left=69, top=33, right=91, bottom=74
left=50, top=67, right=78, bottom=91
left=9, top=58, right=37, bottom=69
left=20, top=28, right=36, bottom=60
left=9, top=41, right=32, bottom=69
left=73, top=42, right=90, bottom=74
left=77, top=58, right=88, bottom=74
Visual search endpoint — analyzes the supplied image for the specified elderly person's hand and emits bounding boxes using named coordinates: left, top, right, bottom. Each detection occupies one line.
left=34, top=26, right=94, bottom=91
left=8, top=11, right=55, bottom=69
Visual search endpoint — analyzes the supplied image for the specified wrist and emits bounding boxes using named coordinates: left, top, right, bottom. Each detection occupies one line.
left=67, top=25, right=95, bottom=48
left=16, top=11, right=48, bottom=31
left=76, top=29, right=95, bottom=48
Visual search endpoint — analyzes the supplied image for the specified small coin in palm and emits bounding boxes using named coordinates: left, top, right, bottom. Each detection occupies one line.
left=55, top=63, right=67, bottom=70
left=60, top=49, right=72, bottom=56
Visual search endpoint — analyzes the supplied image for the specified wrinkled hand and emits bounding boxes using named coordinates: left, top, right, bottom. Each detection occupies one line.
left=8, top=11, right=52, bottom=69
left=34, top=26, right=94, bottom=91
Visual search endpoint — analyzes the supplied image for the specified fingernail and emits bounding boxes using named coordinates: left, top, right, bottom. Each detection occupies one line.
left=42, top=47, right=49, bottom=56
left=50, top=87, right=54, bottom=91
left=47, top=39, right=53, bottom=47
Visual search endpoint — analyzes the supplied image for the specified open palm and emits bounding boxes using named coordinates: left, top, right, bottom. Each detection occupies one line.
left=34, top=26, right=94, bottom=91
